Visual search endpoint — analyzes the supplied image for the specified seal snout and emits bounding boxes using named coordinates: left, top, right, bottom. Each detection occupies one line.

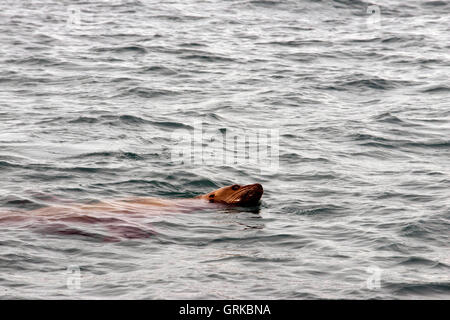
left=241, top=183, right=263, bottom=205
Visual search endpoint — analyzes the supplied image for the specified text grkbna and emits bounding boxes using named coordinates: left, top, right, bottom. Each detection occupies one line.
left=224, top=304, right=271, bottom=315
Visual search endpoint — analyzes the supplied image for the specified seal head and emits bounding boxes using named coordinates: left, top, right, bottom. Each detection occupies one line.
left=197, top=183, right=263, bottom=206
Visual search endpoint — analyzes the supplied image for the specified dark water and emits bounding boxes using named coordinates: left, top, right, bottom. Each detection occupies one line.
left=1, top=0, right=449, bottom=299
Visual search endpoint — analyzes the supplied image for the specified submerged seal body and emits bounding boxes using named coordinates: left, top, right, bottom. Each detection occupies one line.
left=8, top=183, right=264, bottom=217
left=83, top=183, right=264, bottom=210
left=78, top=183, right=264, bottom=212
left=0, top=184, right=263, bottom=240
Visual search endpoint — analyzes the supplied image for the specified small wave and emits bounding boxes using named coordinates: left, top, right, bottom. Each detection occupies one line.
left=385, top=281, right=450, bottom=297
left=264, top=40, right=327, bottom=47
left=122, top=87, right=179, bottom=98
left=62, top=166, right=105, bottom=173
left=92, top=179, right=175, bottom=192
left=399, top=256, right=449, bottom=269
left=81, top=113, right=193, bottom=130
left=350, top=130, right=450, bottom=150
left=179, top=42, right=207, bottom=48
left=373, top=112, right=406, bottom=124
left=359, top=141, right=398, bottom=149
left=119, top=114, right=193, bottom=129
left=1, top=196, right=40, bottom=210
left=400, top=219, right=448, bottom=239
left=149, top=120, right=193, bottom=130
left=114, top=179, right=172, bottom=186
left=415, top=58, right=443, bottom=64
left=68, top=116, right=99, bottom=124
left=327, top=78, right=414, bottom=91
left=92, top=45, right=148, bottom=54
left=101, top=0, right=143, bottom=6
left=21, top=173, right=75, bottom=182
left=421, top=85, right=450, bottom=93
left=138, top=66, right=178, bottom=76
left=249, top=0, right=282, bottom=7
left=351, top=133, right=393, bottom=143
left=66, top=151, right=144, bottom=161
left=119, top=114, right=149, bottom=124
left=203, top=112, right=225, bottom=121
left=348, top=132, right=446, bottom=150
left=180, top=52, right=235, bottom=63
left=5, top=57, right=57, bottom=66
left=375, top=191, right=404, bottom=200
left=381, top=34, right=426, bottom=44
left=280, top=153, right=330, bottom=164
left=376, top=242, right=410, bottom=254
left=421, top=1, right=448, bottom=7
left=202, top=253, right=295, bottom=263
left=35, top=116, right=65, bottom=124
left=404, top=141, right=450, bottom=149
left=331, top=0, right=368, bottom=8
left=282, top=205, right=343, bottom=216
left=0, top=160, right=22, bottom=169
left=152, top=14, right=206, bottom=22
left=183, top=178, right=218, bottom=189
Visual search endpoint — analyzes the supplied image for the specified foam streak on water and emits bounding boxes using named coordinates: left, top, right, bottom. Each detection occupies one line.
left=0, top=0, right=449, bottom=299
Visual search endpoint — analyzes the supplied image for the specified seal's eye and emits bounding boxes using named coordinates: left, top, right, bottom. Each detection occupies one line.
left=231, top=185, right=240, bottom=191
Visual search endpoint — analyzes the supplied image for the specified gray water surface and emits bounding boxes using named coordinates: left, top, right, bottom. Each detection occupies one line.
left=0, top=0, right=449, bottom=299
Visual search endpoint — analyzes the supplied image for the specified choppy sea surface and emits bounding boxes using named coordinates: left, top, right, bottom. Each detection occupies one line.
left=0, top=0, right=449, bottom=299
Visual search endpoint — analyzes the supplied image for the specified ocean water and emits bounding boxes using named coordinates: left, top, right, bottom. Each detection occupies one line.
left=0, top=0, right=449, bottom=299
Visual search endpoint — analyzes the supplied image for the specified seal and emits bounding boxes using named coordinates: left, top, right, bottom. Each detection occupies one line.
left=0, top=184, right=264, bottom=240
left=16, top=183, right=264, bottom=216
